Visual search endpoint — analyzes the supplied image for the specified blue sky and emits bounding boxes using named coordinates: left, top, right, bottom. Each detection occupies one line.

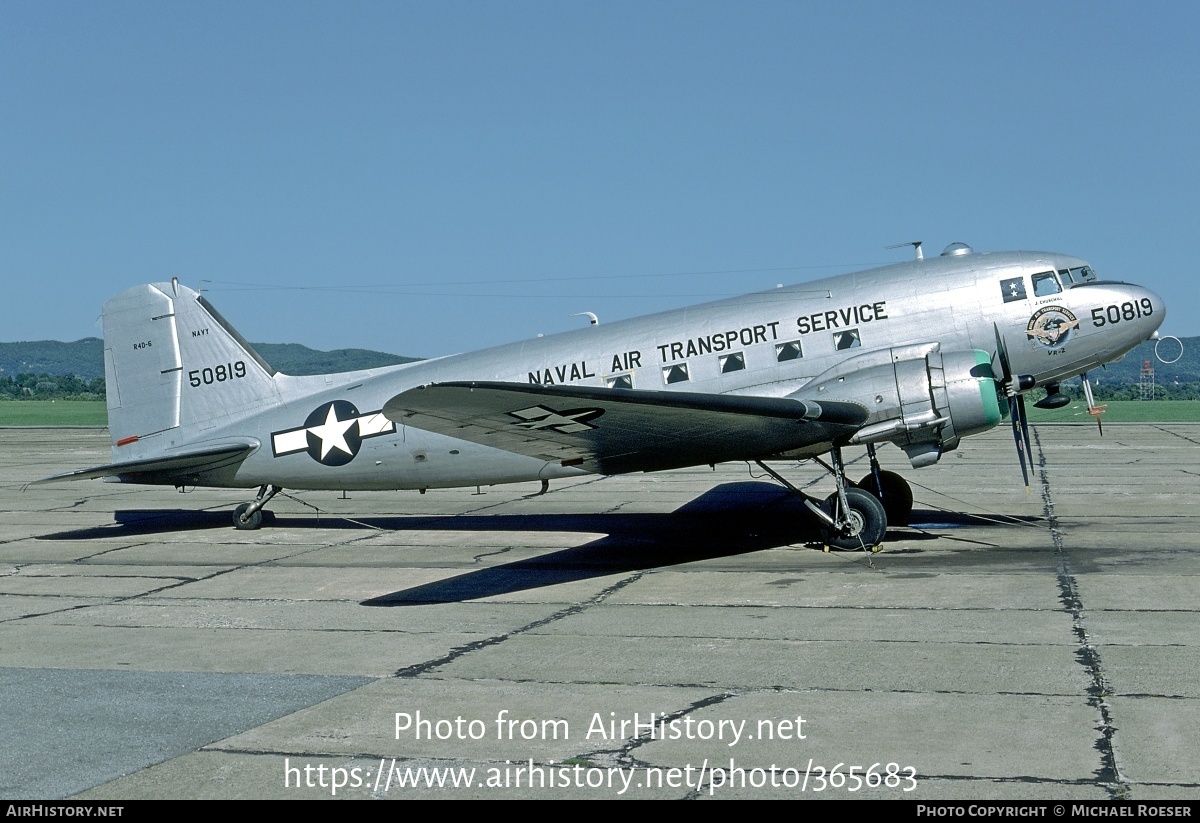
left=3, top=1, right=1198, bottom=357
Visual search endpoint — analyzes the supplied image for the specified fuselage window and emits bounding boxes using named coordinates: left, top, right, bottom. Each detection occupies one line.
left=662, top=363, right=689, bottom=384
left=833, top=329, right=860, bottom=350
left=719, top=352, right=745, bottom=373
left=775, top=341, right=803, bottom=361
left=607, top=374, right=633, bottom=389
left=1032, top=271, right=1061, bottom=296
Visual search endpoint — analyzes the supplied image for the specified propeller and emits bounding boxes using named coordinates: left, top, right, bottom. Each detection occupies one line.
left=993, top=325, right=1035, bottom=491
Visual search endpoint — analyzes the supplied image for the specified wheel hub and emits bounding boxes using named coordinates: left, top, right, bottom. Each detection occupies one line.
left=841, top=509, right=865, bottom=537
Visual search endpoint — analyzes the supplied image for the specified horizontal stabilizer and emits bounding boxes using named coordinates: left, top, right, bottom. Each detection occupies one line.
left=384, top=382, right=867, bottom=474
left=34, top=442, right=256, bottom=485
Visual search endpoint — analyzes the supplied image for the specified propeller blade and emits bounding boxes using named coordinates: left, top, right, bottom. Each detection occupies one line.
left=1017, top=393, right=1033, bottom=471
left=1009, top=394, right=1029, bottom=490
left=993, top=324, right=1012, bottom=384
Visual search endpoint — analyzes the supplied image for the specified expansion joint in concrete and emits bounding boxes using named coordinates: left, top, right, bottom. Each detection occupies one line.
left=392, top=571, right=646, bottom=679
left=1033, top=427, right=1127, bottom=799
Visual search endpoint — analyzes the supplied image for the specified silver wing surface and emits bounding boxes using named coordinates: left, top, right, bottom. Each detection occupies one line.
left=383, top=382, right=868, bottom=474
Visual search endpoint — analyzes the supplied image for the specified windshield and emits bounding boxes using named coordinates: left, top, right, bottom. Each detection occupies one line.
left=1058, top=265, right=1098, bottom=285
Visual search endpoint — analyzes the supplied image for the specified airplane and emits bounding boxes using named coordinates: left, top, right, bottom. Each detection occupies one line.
left=39, top=242, right=1166, bottom=551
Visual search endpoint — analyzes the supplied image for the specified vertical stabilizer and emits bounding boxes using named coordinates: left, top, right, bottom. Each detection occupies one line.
left=103, top=284, right=183, bottom=452
left=103, top=280, right=281, bottom=459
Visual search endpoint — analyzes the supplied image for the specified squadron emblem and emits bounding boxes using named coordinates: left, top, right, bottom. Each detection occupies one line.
left=1026, top=306, right=1079, bottom=349
left=271, top=400, right=396, bottom=466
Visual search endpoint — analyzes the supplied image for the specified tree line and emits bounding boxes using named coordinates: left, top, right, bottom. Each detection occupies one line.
left=0, top=373, right=106, bottom=400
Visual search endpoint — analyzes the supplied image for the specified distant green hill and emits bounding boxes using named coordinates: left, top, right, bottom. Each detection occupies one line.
left=252, top=343, right=419, bottom=375
left=1076, top=336, right=1198, bottom=386
left=0, top=339, right=105, bottom=379
left=0, top=339, right=419, bottom=380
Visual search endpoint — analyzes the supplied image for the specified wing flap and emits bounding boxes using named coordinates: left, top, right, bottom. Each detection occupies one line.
left=34, top=442, right=256, bottom=485
left=384, top=382, right=867, bottom=474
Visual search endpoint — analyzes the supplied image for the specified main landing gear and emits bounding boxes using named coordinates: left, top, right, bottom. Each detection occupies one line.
left=233, top=484, right=282, bottom=530
left=757, top=442, right=913, bottom=553
left=821, top=486, right=887, bottom=551
left=857, top=443, right=914, bottom=527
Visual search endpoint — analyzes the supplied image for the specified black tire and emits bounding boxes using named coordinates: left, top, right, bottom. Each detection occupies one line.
left=822, top=487, right=887, bottom=551
left=232, top=502, right=263, bottom=530
left=857, top=470, right=913, bottom=527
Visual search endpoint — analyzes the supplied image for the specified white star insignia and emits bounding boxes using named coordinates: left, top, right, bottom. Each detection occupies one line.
left=271, top=404, right=396, bottom=462
left=307, top=404, right=357, bottom=460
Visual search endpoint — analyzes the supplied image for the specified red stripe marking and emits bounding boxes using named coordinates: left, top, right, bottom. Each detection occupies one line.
left=116, top=436, right=139, bottom=447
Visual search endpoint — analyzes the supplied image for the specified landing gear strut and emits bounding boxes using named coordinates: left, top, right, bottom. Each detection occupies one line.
left=857, top=443, right=914, bottom=527
left=233, top=484, right=281, bottom=530
left=756, top=444, right=889, bottom=552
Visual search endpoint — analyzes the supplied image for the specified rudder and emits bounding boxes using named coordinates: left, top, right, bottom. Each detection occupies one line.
left=103, top=279, right=280, bottom=460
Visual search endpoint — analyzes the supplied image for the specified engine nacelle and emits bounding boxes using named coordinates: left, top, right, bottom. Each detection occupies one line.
left=788, top=342, right=1003, bottom=468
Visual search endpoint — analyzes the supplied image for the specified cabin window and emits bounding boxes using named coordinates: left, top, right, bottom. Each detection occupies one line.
left=775, top=341, right=803, bottom=362
left=833, top=329, right=860, bottom=350
left=662, top=363, right=690, bottom=384
left=1032, top=271, right=1061, bottom=296
left=607, top=374, right=633, bottom=389
left=719, top=352, right=745, bottom=373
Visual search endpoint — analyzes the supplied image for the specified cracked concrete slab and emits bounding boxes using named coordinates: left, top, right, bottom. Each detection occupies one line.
left=1, top=425, right=1198, bottom=799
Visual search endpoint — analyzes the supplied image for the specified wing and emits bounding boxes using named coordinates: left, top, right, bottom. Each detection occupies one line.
left=34, top=442, right=256, bottom=485
left=383, top=382, right=867, bottom=474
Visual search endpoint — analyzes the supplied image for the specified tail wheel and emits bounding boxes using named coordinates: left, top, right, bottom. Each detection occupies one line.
left=822, top=487, right=887, bottom=551
left=233, top=502, right=263, bottom=530
left=857, top=470, right=913, bottom=527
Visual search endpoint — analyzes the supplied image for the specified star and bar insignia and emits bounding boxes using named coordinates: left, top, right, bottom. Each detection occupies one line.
left=271, top=400, right=396, bottom=466
left=507, top=405, right=604, bottom=434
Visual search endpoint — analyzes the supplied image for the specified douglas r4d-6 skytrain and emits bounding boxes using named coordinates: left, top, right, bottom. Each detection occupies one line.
left=42, top=242, right=1166, bottom=551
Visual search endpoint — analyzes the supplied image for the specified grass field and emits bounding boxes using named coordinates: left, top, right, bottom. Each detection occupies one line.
left=1023, top=399, right=1200, bottom=424
left=0, top=401, right=108, bottom=426
left=2, top=398, right=1199, bottom=427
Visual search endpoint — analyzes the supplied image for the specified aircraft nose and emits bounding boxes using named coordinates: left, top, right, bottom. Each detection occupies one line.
left=1136, top=284, right=1166, bottom=338
left=1101, top=283, right=1165, bottom=343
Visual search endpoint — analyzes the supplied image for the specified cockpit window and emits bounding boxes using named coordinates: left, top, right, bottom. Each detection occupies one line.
left=1031, top=271, right=1061, bottom=297
left=1056, top=266, right=1098, bottom=286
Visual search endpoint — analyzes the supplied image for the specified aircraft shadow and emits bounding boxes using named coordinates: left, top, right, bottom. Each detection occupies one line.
left=41, top=480, right=814, bottom=541
left=37, top=482, right=1041, bottom=604
left=362, top=481, right=829, bottom=605
left=361, top=500, right=1045, bottom=605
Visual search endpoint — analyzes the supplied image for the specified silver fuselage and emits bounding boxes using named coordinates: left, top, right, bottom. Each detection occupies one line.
left=119, top=249, right=1164, bottom=490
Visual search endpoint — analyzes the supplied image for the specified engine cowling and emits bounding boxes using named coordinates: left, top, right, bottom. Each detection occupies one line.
left=788, top=342, right=1003, bottom=468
